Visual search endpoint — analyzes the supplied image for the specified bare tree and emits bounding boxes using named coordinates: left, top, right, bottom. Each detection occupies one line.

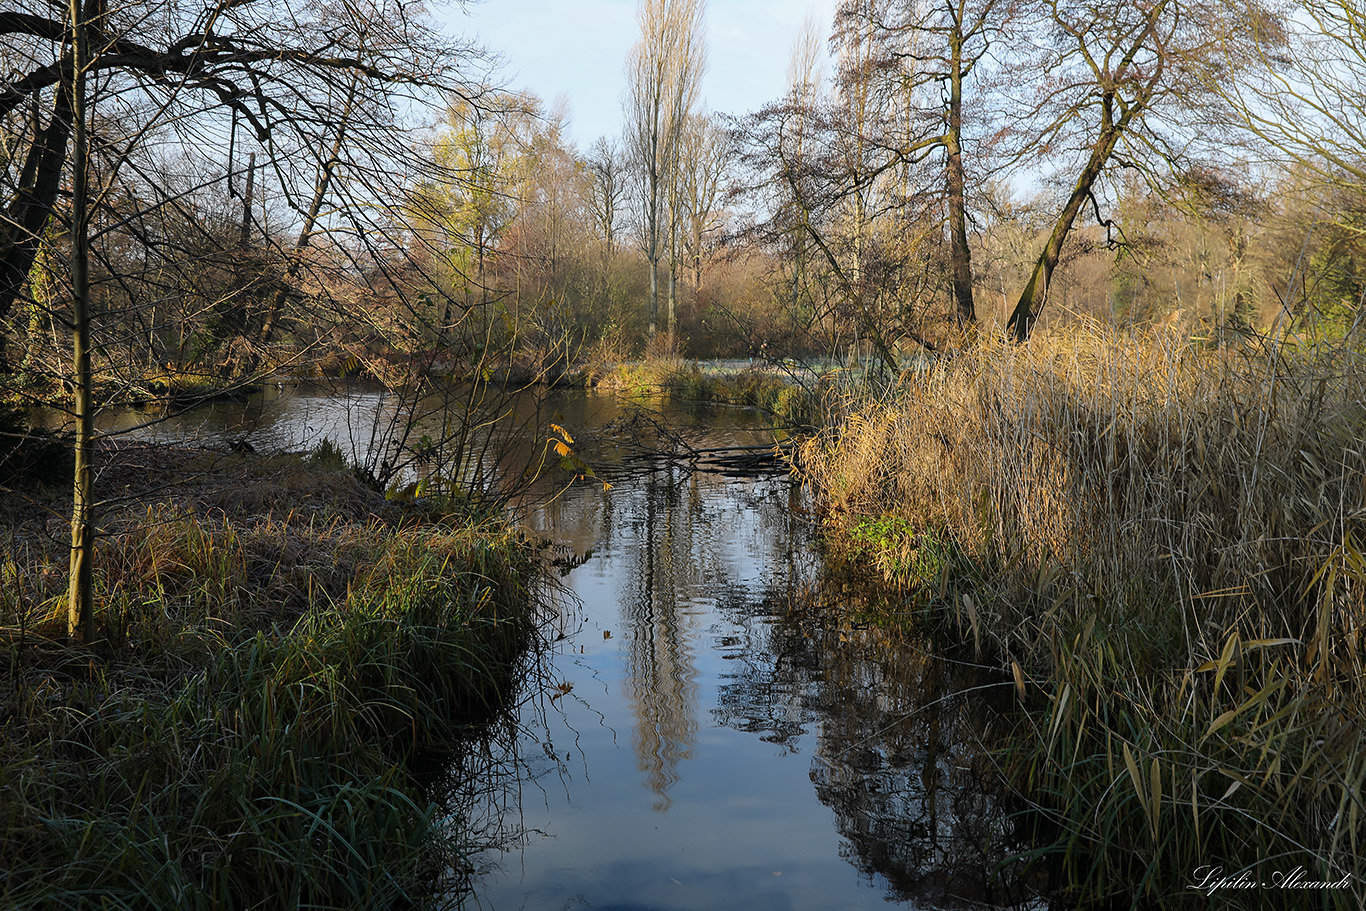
left=732, top=9, right=930, bottom=369
left=676, top=112, right=731, bottom=290
left=783, top=16, right=825, bottom=335
left=624, top=0, right=707, bottom=338
left=586, top=136, right=626, bottom=257
left=827, top=0, right=1019, bottom=331
left=1003, top=0, right=1276, bottom=340
left=1214, top=0, right=1366, bottom=233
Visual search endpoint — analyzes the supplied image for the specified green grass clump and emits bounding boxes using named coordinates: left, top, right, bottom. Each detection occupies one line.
left=597, top=356, right=703, bottom=398
left=802, top=324, right=1366, bottom=908
left=705, top=369, right=818, bottom=425
left=833, top=515, right=957, bottom=599
left=0, top=451, right=538, bottom=909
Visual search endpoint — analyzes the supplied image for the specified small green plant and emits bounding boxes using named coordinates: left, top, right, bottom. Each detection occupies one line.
left=308, top=437, right=348, bottom=471
left=845, top=516, right=954, bottom=594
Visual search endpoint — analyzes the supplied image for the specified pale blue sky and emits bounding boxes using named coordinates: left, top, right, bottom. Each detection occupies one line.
left=446, top=0, right=839, bottom=149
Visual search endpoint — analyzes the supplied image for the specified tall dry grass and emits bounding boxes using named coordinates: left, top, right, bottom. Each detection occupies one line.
left=803, top=324, right=1366, bottom=908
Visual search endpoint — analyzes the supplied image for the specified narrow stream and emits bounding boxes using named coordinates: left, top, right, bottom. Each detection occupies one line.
left=464, top=398, right=1037, bottom=910
left=50, top=381, right=1040, bottom=909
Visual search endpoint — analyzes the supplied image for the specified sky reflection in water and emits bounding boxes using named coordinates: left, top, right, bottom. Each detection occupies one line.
left=471, top=400, right=1030, bottom=911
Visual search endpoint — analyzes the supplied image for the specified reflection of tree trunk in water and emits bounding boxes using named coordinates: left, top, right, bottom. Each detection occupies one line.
left=924, top=668, right=941, bottom=851
left=625, top=466, right=698, bottom=812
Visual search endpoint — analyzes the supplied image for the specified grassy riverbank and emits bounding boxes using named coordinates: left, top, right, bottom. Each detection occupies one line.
left=596, top=356, right=818, bottom=425
left=0, top=445, right=539, bottom=908
left=802, top=326, right=1366, bottom=908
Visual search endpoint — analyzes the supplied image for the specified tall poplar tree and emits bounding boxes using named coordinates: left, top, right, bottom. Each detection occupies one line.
left=625, top=0, right=707, bottom=338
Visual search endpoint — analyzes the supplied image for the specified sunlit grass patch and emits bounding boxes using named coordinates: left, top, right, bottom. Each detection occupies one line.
left=597, top=356, right=702, bottom=397
left=598, top=356, right=817, bottom=424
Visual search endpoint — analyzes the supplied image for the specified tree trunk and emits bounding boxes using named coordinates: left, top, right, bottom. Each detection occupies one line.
left=238, top=152, right=255, bottom=250
left=0, top=95, right=73, bottom=368
left=67, top=0, right=95, bottom=643
left=946, top=20, right=975, bottom=327
left=666, top=206, right=677, bottom=336
left=647, top=251, right=659, bottom=336
left=647, top=158, right=660, bottom=336
left=1006, top=117, right=1125, bottom=341
left=1005, top=0, right=1166, bottom=342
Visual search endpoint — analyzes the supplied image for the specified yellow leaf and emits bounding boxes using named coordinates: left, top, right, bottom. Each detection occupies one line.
left=1211, top=632, right=1239, bottom=695
left=1204, top=707, right=1240, bottom=741
left=1242, top=638, right=1300, bottom=651
left=550, top=423, right=574, bottom=444
left=1047, top=683, right=1071, bottom=748
left=1124, top=742, right=1148, bottom=820
left=553, top=440, right=571, bottom=458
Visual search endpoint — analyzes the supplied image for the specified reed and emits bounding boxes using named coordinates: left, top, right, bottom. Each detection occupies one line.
left=803, top=324, right=1366, bottom=908
left=0, top=451, right=539, bottom=908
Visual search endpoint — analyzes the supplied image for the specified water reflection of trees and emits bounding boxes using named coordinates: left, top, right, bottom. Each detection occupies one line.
left=622, top=464, right=702, bottom=811
left=623, top=470, right=817, bottom=811
left=714, top=585, right=1041, bottom=907
left=460, top=392, right=1043, bottom=902
left=528, top=451, right=806, bottom=814
left=449, top=397, right=1047, bottom=904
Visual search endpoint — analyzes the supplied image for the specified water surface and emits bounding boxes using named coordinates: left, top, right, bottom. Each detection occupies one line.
left=467, top=398, right=1034, bottom=910
left=52, top=382, right=1036, bottom=909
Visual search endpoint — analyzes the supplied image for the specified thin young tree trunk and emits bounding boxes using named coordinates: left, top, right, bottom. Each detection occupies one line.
left=647, top=160, right=660, bottom=335
left=238, top=152, right=255, bottom=250
left=67, top=0, right=94, bottom=642
left=666, top=201, right=677, bottom=337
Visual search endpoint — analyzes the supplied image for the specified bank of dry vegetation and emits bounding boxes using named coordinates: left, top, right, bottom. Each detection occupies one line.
left=803, top=325, right=1366, bottom=908
left=0, top=445, right=539, bottom=908
left=596, top=356, right=819, bottom=427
